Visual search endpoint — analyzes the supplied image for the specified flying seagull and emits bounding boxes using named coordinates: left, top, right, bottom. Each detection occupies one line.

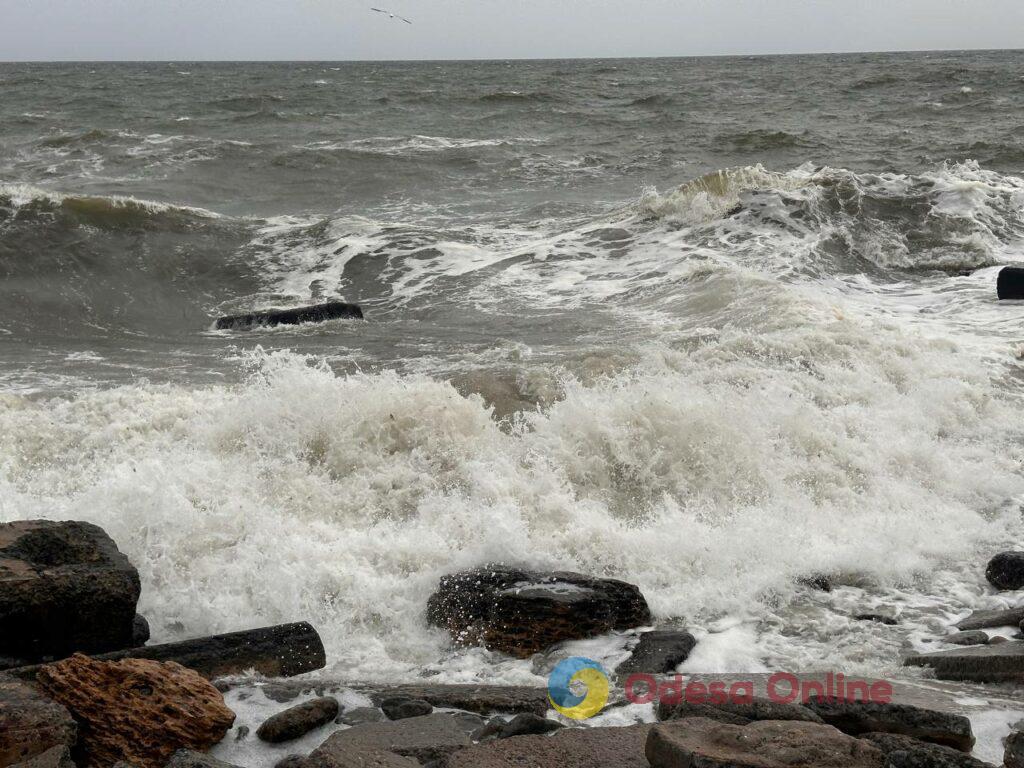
left=371, top=7, right=412, bottom=23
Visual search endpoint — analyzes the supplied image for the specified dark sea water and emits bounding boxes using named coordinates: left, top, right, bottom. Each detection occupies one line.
left=4, top=54, right=1024, bottom=751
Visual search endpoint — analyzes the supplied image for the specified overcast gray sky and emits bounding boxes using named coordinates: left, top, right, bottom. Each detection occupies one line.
left=1, top=0, right=1022, bottom=61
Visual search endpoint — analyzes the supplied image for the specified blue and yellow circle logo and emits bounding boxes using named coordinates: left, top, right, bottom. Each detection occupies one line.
left=547, top=657, right=609, bottom=720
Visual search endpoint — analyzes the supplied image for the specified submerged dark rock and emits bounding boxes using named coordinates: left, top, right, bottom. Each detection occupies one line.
left=426, top=566, right=651, bottom=657
left=215, top=301, right=363, bottom=330
left=997, top=267, right=1024, bottom=301
left=985, top=551, right=1024, bottom=590
left=616, top=630, right=697, bottom=675
left=0, top=520, right=141, bottom=662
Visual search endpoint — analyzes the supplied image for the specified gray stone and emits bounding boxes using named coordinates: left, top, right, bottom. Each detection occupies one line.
left=257, top=696, right=340, bottom=743
left=132, top=614, right=151, bottom=647
left=1005, top=729, right=1024, bottom=768
left=985, top=552, right=1024, bottom=591
left=426, top=566, right=651, bottom=658
left=274, top=756, right=308, bottom=768
left=615, top=631, right=697, bottom=675
left=339, top=707, right=385, bottom=726
left=164, top=750, right=244, bottom=768
left=306, top=748, right=417, bottom=768
left=309, top=714, right=477, bottom=765
left=904, top=640, right=1024, bottom=684
left=0, top=673, right=77, bottom=767
left=943, top=632, right=989, bottom=647
left=0, top=520, right=141, bottom=662
left=445, top=724, right=652, bottom=768
left=855, top=613, right=899, bottom=626
left=860, top=732, right=994, bottom=767
left=380, top=697, right=433, bottom=721
left=657, top=695, right=823, bottom=725
left=10, top=745, right=75, bottom=768
left=473, top=713, right=563, bottom=742
left=954, top=607, right=1024, bottom=632
left=646, top=717, right=885, bottom=768
left=804, top=696, right=974, bottom=752
left=363, top=684, right=549, bottom=717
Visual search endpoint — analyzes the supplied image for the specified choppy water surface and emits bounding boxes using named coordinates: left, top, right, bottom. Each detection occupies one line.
left=3, top=52, right=1024, bottom=688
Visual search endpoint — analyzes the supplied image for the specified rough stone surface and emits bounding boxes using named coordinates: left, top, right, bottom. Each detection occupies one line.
left=943, top=632, right=989, bottom=647
left=657, top=696, right=823, bottom=725
left=646, top=717, right=885, bottom=768
left=131, top=615, right=150, bottom=647
left=37, top=654, right=235, bottom=768
left=0, top=520, right=141, bottom=662
left=309, top=713, right=478, bottom=765
left=274, top=756, right=307, bottom=768
left=339, top=707, right=385, bottom=726
left=804, top=696, right=974, bottom=752
left=1005, top=729, right=1024, bottom=768
left=257, top=697, right=339, bottom=743
left=425, top=566, right=651, bottom=657
left=860, top=732, right=994, bottom=767
left=10, top=745, right=76, bottom=768
left=904, top=641, right=1024, bottom=684
left=954, top=607, right=1024, bottom=632
left=0, top=672, right=77, bottom=767
left=615, top=631, right=697, bottom=675
left=164, top=750, right=244, bottom=768
left=305, top=747, right=418, bottom=768
left=380, top=697, right=433, bottom=721
left=445, top=724, right=652, bottom=768
left=985, top=552, right=1024, bottom=591
left=473, top=713, right=563, bottom=742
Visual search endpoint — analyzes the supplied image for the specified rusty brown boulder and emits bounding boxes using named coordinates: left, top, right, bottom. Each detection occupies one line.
left=37, top=654, right=235, bottom=768
left=426, top=566, right=651, bottom=658
left=0, top=520, right=141, bottom=663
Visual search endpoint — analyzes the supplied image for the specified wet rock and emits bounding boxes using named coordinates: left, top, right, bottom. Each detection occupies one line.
left=986, top=552, right=1024, bottom=590
left=446, top=724, right=652, bottom=768
left=0, top=672, right=77, bottom=767
left=0, top=520, right=141, bottom=662
left=804, top=696, right=974, bottom=752
left=309, top=714, right=477, bottom=764
left=615, top=630, right=697, bottom=675
left=339, top=706, right=384, bottom=726
left=855, top=613, right=899, bottom=625
left=954, top=607, right=1024, bottom=631
left=257, top=696, right=339, bottom=743
left=426, top=566, right=651, bottom=657
left=132, top=615, right=151, bottom=647
left=215, top=301, right=363, bottom=330
left=234, top=726, right=249, bottom=741
left=306, top=747, right=417, bottom=768
left=473, top=713, right=563, bottom=742
left=860, top=732, right=994, bottom=767
left=164, top=751, right=244, bottom=768
left=646, top=717, right=885, bottom=768
left=363, top=684, right=549, bottom=717
left=942, top=631, right=988, bottom=646
left=380, top=697, right=433, bottom=721
left=904, top=640, right=1024, bottom=684
left=1005, top=729, right=1024, bottom=768
left=10, top=745, right=75, bottom=768
left=798, top=574, right=833, bottom=591
left=657, top=695, right=823, bottom=725
left=37, top=654, right=235, bottom=768
left=274, top=756, right=307, bottom=768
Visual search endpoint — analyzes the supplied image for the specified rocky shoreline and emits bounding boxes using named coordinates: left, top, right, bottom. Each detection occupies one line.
left=5, top=520, right=1024, bottom=767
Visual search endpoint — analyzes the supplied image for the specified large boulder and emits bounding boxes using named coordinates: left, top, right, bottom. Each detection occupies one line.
left=615, top=630, right=696, bottom=675
left=803, top=696, right=974, bottom=752
left=0, top=520, right=141, bottom=662
left=37, top=654, right=235, bottom=768
left=645, top=717, right=885, bottom=768
left=425, top=566, right=651, bottom=657
left=445, top=724, right=652, bottom=768
left=256, top=696, right=339, bottom=743
left=1005, top=729, right=1024, bottom=768
left=904, top=640, right=1024, bottom=684
left=307, top=713, right=479, bottom=765
left=985, top=552, right=1024, bottom=591
left=0, top=672, right=77, bottom=767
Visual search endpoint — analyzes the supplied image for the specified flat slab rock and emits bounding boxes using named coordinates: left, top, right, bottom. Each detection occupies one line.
left=657, top=696, right=823, bottom=725
left=954, top=607, right=1024, bottom=632
left=0, top=520, right=141, bottom=662
left=860, top=733, right=995, bottom=768
left=308, top=713, right=481, bottom=765
left=646, top=717, right=886, bottom=768
left=0, top=672, right=77, bottom=767
left=905, top=640, right=1024, bottom=684
left=805, top=696, right=975, bottom=752
left=426, top=566, right=651, bottom=657
left=444, top=723, right=652, bottom=768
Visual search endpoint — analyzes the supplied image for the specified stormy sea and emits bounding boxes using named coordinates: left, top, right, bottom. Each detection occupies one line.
left=3, top=50, right=1024, bottom=761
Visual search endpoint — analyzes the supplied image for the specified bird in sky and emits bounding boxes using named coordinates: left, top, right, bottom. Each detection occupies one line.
left=371, top=7, right=412, bottom=24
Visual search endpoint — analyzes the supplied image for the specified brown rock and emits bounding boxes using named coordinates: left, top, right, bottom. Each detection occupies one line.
left=257, top=697, right=339, bottom=743
left=656, top=695, right=823, bottom=725
left=804, top=696, right=974, bottom=752
left=10, top=745, right=76, bottom=768
left=308, top=713, right=478, bottom=765
left=0, top=521, right=141, bottom=663
left=0, top=672, right=77, bottom=766
left=37, top=654, right=235, bottom=768
left=645, top=717, right=885, bottom=767
left=426, top=566, right=651, bottom=658
left=860, top=732, right=994, bottom=767
left=445, top=724, right=651, bottom=768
